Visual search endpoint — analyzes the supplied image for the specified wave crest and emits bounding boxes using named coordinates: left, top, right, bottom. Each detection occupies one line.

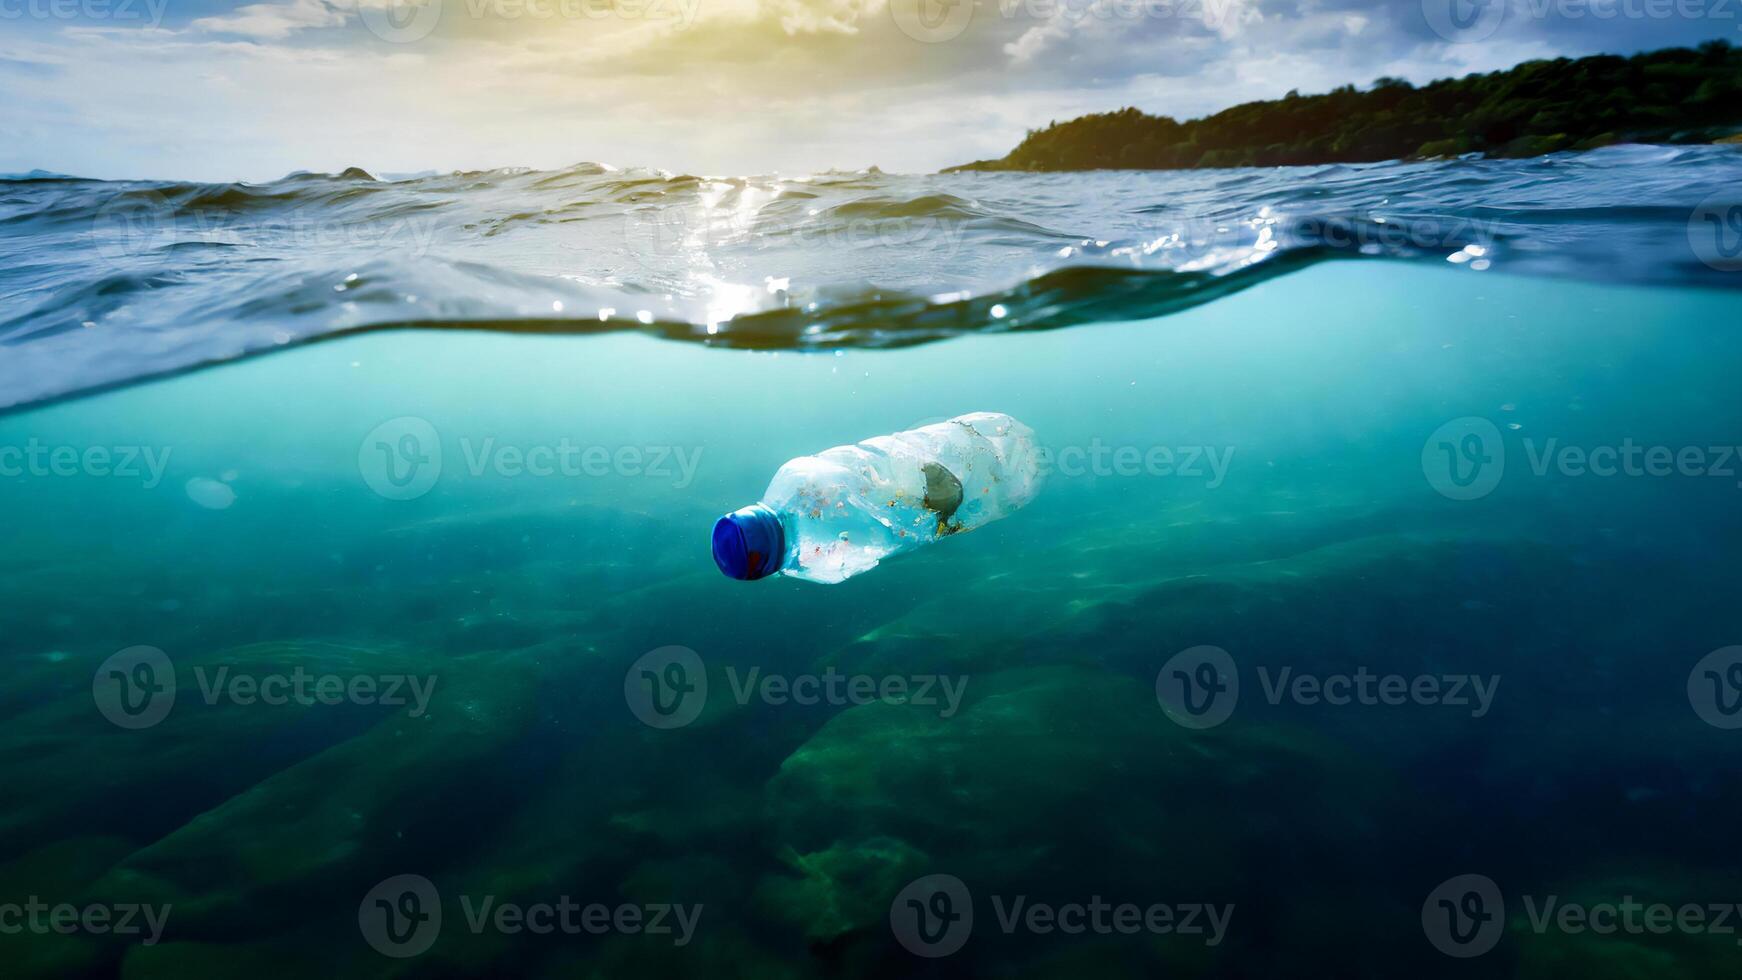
left=2, top=150, right=1739, bottom=411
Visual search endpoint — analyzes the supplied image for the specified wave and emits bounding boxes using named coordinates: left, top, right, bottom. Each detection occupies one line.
left=2, top=148, right=1740, bottom=411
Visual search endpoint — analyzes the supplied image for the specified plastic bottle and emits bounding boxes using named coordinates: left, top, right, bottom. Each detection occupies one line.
left=712, top=412, right=1042, bottom=584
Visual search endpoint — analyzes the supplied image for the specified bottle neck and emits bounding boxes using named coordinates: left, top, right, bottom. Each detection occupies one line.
left=748, top=504, right=789, bottom=575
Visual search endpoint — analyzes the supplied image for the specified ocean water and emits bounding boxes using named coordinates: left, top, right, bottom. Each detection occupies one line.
left=2, top=150, right=1742, bottom=978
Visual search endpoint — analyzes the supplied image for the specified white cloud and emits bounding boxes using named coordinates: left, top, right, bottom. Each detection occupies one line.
left=191, top=0, right=348, bottom=40
left=1003, top=21, right=1068, bottom=63
left=5, top=0, right=1734, bottom=179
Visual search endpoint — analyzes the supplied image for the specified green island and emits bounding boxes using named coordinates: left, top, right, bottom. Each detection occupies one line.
left=946, top=41, right=1742, bottom=172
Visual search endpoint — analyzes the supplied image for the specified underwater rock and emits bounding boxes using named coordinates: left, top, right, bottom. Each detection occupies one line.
left=543, top=926, right=802, bottom=980
left=120, top=929, right=386, bottom=980
left=0, top=837, right=139, bottom=979
left=0, top=641, right=419, bottom=857
left=764, top=665, right=1389, bottom=970
left=755, top=837, right=930, bottom=943
left=1509, top=869, right=1742, bottom=979
left=83, top=654, right=545, bottom=936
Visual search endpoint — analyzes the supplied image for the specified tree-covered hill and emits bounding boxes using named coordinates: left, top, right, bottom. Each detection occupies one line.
left=947, top=41, right=1742, bottom=172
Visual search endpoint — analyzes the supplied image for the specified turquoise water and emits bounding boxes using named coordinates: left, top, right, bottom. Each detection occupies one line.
left=4, top=261, right=1742, bottom=976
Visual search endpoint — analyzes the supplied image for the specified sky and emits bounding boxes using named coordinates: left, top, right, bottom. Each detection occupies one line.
left=0, top=0, right=1737, bottom=179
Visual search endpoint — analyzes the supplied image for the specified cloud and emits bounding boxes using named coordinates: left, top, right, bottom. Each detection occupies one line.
left=190, top=0, right=350, bottom=38
left=4, top=0, right=1739, bottom=178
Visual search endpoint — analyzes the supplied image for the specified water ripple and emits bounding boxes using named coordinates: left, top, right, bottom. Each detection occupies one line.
left=1, top=145, right=1740, bottom=411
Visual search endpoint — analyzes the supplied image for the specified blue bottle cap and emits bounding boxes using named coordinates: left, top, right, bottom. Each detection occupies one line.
left=712, top=504, right=786, bottom=581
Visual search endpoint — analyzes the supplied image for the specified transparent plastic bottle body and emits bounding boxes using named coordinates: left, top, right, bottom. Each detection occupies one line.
left=761, top=412, right=1043, bottom=584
